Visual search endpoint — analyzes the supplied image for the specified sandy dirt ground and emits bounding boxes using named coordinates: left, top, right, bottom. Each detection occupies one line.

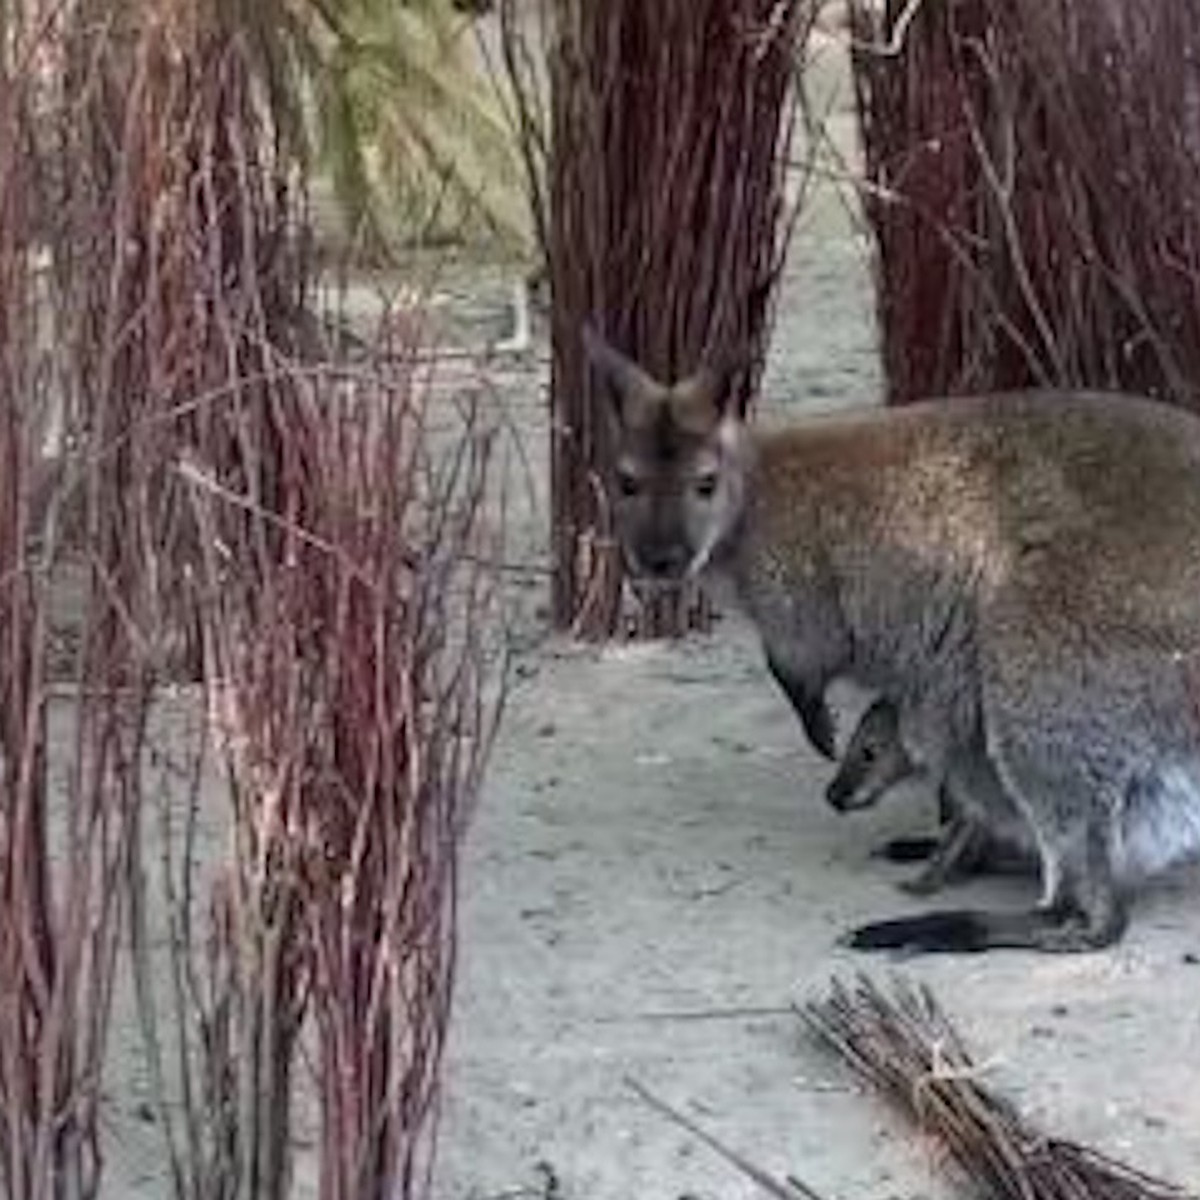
left=93, top=35, right=1200, bottom=1200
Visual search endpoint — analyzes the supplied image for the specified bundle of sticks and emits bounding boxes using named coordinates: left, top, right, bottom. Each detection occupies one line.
left=803, top=975, right=1195, bottom=1200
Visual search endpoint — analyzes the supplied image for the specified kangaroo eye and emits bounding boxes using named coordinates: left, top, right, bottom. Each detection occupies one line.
left=694, top=473, right=719, bottom=499
left=617, top=469, right=642, bottom=498
left=859, top=745, right=877, bottom=764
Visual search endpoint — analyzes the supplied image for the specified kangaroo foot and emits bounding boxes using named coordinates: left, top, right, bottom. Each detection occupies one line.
left=841, top=894, right=1127, bottom=955
left=872, top=835, right=941, bottom=863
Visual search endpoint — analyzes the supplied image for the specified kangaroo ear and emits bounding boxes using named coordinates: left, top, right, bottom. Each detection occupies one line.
left=670, top=347, right=753, bottom=433
left=581, top=323, right=666, bottom=430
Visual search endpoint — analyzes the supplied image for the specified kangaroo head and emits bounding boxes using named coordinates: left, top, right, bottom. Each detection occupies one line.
left=825, top=698, right=916, bottom=812
left=582, top=325, right=750, bottom=581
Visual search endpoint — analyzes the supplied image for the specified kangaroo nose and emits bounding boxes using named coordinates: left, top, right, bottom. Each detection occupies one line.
left=639, top=543, right=689, bottom=579
left=826, top=778, right=851, bottom=811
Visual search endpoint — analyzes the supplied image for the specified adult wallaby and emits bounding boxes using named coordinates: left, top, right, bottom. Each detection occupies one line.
left=582, top=324, right=1200, bottom=953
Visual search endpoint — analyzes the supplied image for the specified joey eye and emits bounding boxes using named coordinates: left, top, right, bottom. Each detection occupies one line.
left=859, top=745, right=877, bottom=764
left=694, top=472, right=719, bottom=499
left=616, top=469, right=642, bottom=498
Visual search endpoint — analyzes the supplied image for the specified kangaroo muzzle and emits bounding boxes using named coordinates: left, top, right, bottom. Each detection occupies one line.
left=630, top=538, right=692, bottom=581
left=825, top=773, right=884, bottom=812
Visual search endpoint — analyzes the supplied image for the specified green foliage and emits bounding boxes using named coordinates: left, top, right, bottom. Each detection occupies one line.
left=290, top=0, right=530, bottom=254
left=0, top=0, right=528, bottom=257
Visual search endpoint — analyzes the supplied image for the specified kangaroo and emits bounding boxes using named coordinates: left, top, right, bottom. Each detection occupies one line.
left=826, top=697, right=966, bottom=894
left=583, top=324, right=1200, bottom=953
left=831, top=697, right=1036, bottom=893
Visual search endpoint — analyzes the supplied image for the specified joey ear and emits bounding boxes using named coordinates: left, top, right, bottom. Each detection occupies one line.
left=581, top=323, right=666, bottom=430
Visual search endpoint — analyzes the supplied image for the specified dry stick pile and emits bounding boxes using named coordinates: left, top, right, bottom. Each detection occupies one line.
left=850, top=0, right=1200, bottom=410
left=804, top=975, right=1196, bottom=1200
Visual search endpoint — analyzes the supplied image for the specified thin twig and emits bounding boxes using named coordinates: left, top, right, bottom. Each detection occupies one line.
left=625, top=1077, right=830, bottom=1200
